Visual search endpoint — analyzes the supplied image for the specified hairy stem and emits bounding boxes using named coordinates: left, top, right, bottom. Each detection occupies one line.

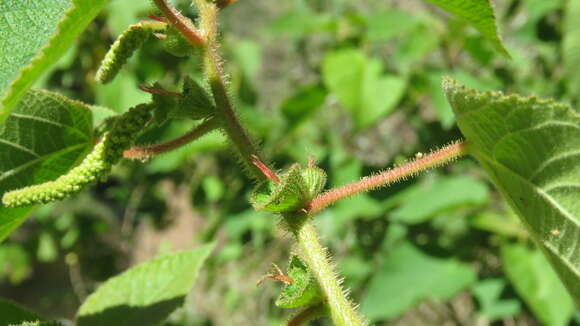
left=291, top=221, right=367, bottom=326
left=308, top=140, right=469, bottom=215
left=196, top=0, right=268, bottom=181
left=287, top=303, right=326, bottom=326
left=123, top=116, right=219, bottom=160
left=151, top=0, right=204, bottom=45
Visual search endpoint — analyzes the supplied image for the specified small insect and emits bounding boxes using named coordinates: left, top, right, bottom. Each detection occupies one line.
left=257, top=263, right=294, bottom=286
left=551, top=229, right=561, bottom=236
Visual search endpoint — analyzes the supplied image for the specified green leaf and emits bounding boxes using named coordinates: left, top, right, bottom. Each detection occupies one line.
left=360, top=242, right=477, bottom=321
left=76, top=244, right=214, bottom=326
left=471, top=209, right=528, bottom=239
left=281, top=84, right=327, bottom=130
left=269, top=9, right=332, bottom=38
left=391, top=175, right=489, bottom=224
left=443, top=78, right=580, bottom=303
left=365, top=9, right=420, bottom=42
left=0, top=0, right=69, bottom=102
left=0, top=89, right=94, bottom=242
left=9, top=322, right=63, bottom=326
left=472, top=278, right=521, bottom=321
left=501, top=244, right=574, bottom=326
left=0, top=298, right=41, bottom=326
left=563, top=0, right=580, bottom=103
left=423, top=0, right=510, bottom=57
left=0, top=244, right=31, bottom=284
left=322, top=49, right=406, bottom=129
left=0, top=0, right=111, bottom=124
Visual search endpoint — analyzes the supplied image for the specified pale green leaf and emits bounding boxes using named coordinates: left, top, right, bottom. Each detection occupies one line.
left=360, top=242, right=477, bottom=321
left=76, top=244, right=215, bottom=326
left=0, top=0, right=111, bottom=124
left=392, top=175, right=489, bottom=224
left=472, top=278, right=521, bottom=321
left=501, top=244, right=574, bottom=326
left=322, top=49, right=406, bottom=129
left=423, top=0, right=510, bottom=57
left=365, top=9, right=420, bottom=42
left=0, top=298, right=41, bottom=326
left=443, top=77, right=580, bottom=303
left=0, top=89, right=94, bottom=242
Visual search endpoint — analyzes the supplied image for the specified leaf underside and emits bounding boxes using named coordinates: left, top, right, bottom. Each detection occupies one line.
left=443, top=77, right=580, bottom=303
left=0, top=89, right=94, bottom=242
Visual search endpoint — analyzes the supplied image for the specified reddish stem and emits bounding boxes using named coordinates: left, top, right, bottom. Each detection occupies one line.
left=216, top=0, right=238, bottom=9
left=138, top=85, right=180, bottom=96
left=123, top=117, right=219, bottom=160
left=251, top=155, right=280, bottom=184
left=152, top=0, right=205, bottom=46
left=148, top=14, right=168, bottom=23
left=287, top=304, right=326, bottom=326
left=307, top=141, right=470, bottom=215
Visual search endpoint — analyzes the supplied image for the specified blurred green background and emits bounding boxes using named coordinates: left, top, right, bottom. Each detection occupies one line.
left=1, top=0, right=579, bottom=325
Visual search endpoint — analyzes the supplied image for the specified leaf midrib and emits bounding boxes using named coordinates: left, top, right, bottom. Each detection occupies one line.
left=9, top=112, right=90, bottom=141
left=0, top=142, right=87, bottom=184
left=476, top=150, right=580, bottom=279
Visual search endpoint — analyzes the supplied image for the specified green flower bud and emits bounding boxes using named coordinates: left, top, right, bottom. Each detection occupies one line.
left=301, top=165, right=327, bottom=200
left=251, top=164, right=309, bottom=213
left=276, top=255, right=323, bottom=308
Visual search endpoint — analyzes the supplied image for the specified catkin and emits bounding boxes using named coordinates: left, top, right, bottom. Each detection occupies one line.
left=2, top=104, right=152, bottom=208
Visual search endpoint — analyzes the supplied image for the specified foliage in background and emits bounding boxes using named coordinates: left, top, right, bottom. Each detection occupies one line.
left=0, top=0, right=578, bottom=325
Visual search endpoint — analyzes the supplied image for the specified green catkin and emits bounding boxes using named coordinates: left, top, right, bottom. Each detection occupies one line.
left=96, top=22, right=166, bottom=84
left=2, top=104, right=153, bottom=208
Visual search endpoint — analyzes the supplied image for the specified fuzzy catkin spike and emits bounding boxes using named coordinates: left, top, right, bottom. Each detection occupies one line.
left=2, top=104, right=153, bottom=208
left=96, top=21, right=166, bottom=84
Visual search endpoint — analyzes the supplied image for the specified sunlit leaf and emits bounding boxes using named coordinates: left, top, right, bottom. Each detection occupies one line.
left=76, top=244, right=214, bottom=326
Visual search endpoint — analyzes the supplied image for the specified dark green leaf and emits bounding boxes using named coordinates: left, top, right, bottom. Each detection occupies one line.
left=0, top=298, right=41, bottom=326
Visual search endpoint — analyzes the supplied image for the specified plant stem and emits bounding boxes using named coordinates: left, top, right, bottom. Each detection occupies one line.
left=287, top=303, right=326, bottom=326
left=196, top=0, right=268, bottom=181
left=308, top=140, right=469, bottom=215
left=151, top=0, right=204, bottom=45
left=123, top=116, right=219, bottom=160
left=291, top=221, right=367, bottom=326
